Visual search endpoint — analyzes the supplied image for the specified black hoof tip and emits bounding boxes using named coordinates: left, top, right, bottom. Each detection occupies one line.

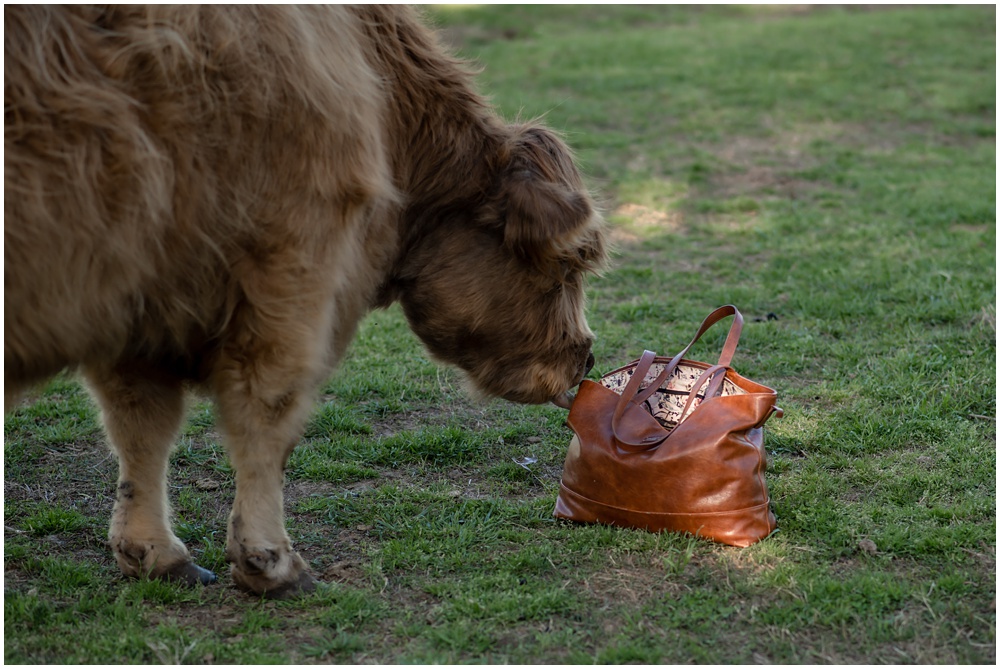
left=166, top=561, right=218, bottom=586
left=260, top=571, right=318, bottom=600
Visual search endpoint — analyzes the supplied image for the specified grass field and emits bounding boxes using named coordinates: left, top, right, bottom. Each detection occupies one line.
left=3, top=4, right=995, bottom=664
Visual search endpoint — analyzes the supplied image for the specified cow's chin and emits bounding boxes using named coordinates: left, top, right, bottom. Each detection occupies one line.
left=550, top=391, right=576, bottom=409
left=457, top=351, right=593, bottom=409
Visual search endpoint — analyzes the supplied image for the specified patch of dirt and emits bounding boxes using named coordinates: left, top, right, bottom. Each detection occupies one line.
left=612, top=203, right=683, bottom=231
left=435, top=24, right=521, bottom=52
left=700, top=118, right=994, bottom=206
left=608, top=203, right=686, bottom=246
left=4, top=439, right=117, bottom=525
left=708, top=167, right=822, bottom=202
left=362, top=400, right=499, bottom=439
left=146, top=598, right=246, bottom=637
left=582, top=551, right=692, bottom=607
left=699, top=122, right=846, bottom=202
left=974, top=304, right=995, bottom=333
left=284, top=480, right=344, bottom=507
left=320, top=559, right=370, bottom=587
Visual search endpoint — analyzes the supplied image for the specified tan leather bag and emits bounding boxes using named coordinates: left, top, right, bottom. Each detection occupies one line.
left=554, top=305, right=782, bottom=547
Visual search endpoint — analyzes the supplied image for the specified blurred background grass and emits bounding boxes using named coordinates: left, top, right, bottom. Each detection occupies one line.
left=5, top=4, right=995, bottom=664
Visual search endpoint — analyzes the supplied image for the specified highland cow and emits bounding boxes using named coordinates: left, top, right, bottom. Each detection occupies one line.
left=4, top=5, right=606, bottom=597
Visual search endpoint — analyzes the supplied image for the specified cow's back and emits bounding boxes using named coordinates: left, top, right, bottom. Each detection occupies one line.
left=4, top=5, right=397, bottom=389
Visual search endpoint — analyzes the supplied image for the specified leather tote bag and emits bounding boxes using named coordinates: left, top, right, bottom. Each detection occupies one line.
left=554, top=305, right=782, bottom=547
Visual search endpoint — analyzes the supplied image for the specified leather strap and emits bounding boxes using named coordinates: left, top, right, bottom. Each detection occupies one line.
left=678, top=364, right=728, bottom=422
left=674, top=305, right=744, bottom=369
left=630, top=305, right=743, bottom=408
left=610, top=350, right=661, bottom=448
left=610, top=306, right=745, bottom=446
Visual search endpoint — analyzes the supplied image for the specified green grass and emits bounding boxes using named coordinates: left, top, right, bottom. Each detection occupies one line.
left=4, top=4, right=994, bottom=664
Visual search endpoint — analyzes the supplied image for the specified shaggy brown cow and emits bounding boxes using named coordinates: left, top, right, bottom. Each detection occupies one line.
left=4, top=5, right=606, bottom=596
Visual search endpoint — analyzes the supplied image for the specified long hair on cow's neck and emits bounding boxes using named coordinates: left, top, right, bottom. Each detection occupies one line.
left=351, top=7, right=508, bottom=225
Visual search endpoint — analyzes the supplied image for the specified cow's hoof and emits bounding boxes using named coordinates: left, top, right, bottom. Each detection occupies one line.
left=112, top=537, right=207, bottom=584
left=258, top=570, right=318, bottom=600
left=164, top=560, right=218, bottom=586
left=230, top=548, right=316, bottom=598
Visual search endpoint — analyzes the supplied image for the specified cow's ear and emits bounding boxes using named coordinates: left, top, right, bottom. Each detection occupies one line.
left=497, top=126, right=598, bottom=269
left=503, top=173, right=593, bottom=256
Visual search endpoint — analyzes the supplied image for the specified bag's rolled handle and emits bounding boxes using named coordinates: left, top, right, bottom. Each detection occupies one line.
left=609, top=307, right=745, bottom=447
left=677, top=364, right=728, bottom=423
left=674, top=305, right=744, bottom=369
left=610, top=350, right=668, bottom=449
left=628, top=305, right=744, bottom=409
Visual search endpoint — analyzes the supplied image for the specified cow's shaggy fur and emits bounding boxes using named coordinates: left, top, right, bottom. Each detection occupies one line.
left=4, top=5, right=606, bottom=596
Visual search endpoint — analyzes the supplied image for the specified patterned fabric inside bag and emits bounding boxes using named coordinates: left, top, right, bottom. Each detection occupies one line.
left=599, top=362, right=745, bottom=431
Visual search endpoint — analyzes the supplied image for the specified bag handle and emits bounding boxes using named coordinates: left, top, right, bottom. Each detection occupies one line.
left=677, top=364, right=728, bottom=423
left=630, top=305, right=744, bottom=408
left=609, top=306, right=744, bottom=448
left=676, top=304, right=743, bottom=368
left=610, top=350, right=668, bottom=449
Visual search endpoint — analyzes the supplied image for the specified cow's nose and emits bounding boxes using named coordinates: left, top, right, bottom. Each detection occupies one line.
left=584, top=351, right=595, bottom=376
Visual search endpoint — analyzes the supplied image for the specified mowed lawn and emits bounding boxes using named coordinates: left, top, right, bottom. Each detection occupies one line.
left=3, top=5, right=995, bottom=664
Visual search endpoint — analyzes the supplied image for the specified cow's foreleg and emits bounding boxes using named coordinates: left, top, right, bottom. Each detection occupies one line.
left=214, top=356, right=321, bottom=598
left=86, top=364, right=216, bottom=586
left=211, top=283, right=334, bottom=598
